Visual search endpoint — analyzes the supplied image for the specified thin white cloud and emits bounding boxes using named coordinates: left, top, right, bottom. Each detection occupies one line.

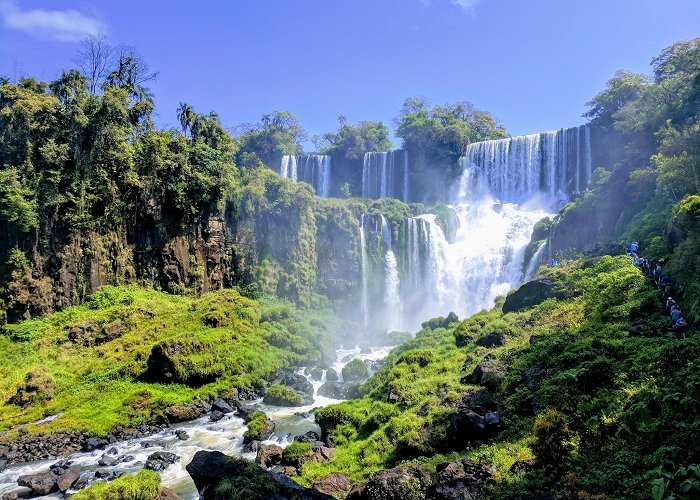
left=450, top=0, right=483, bottom=12
left=420, top=0, right=484, bottom=14
left=0, top=1, right=106, bottom=42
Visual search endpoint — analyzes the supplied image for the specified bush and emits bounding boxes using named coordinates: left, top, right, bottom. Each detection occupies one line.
left=532, top=409, right=573, bottom=476
left=283, top=441, right=313, bottom=465
left=342, top=359, right=369, bottom=382
left=8, top=366, right=55, bottom=407
left=243, top=411, right=273, bottom=443
left=72, top=470, right=161, bottom=500
left=263, top=384, right=303, bottom=406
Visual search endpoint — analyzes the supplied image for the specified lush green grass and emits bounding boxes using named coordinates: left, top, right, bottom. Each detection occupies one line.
left=71, top=470, right=161, bottom=500
left=0, top=286, right=335, bottom=436
left=299, top=256, right=698, bottom=499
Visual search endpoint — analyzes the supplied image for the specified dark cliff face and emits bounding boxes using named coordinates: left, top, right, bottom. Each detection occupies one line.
left=2, top=187, right=365, bottom=323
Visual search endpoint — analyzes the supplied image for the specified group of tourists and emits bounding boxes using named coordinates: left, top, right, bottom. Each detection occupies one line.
left=628, top=241, right=689, bottom=338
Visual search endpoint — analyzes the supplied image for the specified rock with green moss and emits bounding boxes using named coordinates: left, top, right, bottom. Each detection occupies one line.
left=263, top=384, right=304, bottom=406
left=318, top=380, right=342, bottom=399
left=341, top=359, right=369, bottom=382
left=243, top=411, right=275, bottom=443
left=9, top=366, right=55, bottom=408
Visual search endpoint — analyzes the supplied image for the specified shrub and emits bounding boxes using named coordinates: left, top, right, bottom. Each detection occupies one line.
left=8, top=366, right=55, bottom=407
left=532, top=409, right=573, bottom=476
left=72, top=470, right=161, bottom=500
left=283, top=441, right=313, bottom=465
left=342, top=359, right=369, bottom=382
left=263, top=384, right=303, bottom=406
left=243, top=411, right=273, bottom=442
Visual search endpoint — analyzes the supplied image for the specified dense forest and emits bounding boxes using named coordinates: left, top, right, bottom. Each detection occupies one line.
left=0, top=34, right=699, bottom=500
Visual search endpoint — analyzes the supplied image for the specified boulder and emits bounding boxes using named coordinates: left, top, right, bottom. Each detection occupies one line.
left=428, top=458, right=494, bottom=499
left=277, top=371, right=314, bottom=399
left=317, top=381, right=342, bottom=399
left=210, top=410, right=224, bottom=422
left=294, top=431, right=321, bottom=444
left=469, top=360, right=507, bottom=390
left=313, top=472, right=351, bottom=497
left=325, top=368, right=338, bottom=382
left=212, top=398, right=234, bottom=414
left=17, top=472, right=58, bottom=496
left=309, top=368, right=323, bottom=381
left=256, top=443, right=284, bottom=469
left=98, top=454, right=118, bottom=466
left=175, top=430, right=189, bottom=440
left=157, top=487, right=181, bottom=500
left=475, top=333, right=506, bottom=348
left=166, top=404, right=203, bottom=423
left=145, top=451, right=178, bottom=471
left=342, top=359, right=369, bottom=382
left=84, top=436, right=108, bottom=451
left=348, top=464, right=432, bottom=500
left=234, top=403, right=257, bottom=423
left=56, top=470, right=80, bottom=492
left=503, top=280, right=559, bottom=313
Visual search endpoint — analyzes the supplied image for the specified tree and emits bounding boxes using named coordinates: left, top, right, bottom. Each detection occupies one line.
left=74, top=34, right=115, bottom=94
left=177, top=102, right=195, bottom=135
left=584, top=70, right=651, bottom=130
left=322, top=118, right=393, bottom=159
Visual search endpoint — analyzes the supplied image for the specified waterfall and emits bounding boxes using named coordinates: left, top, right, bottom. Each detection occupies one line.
left=462, top=125, right=592, bottom=203
left=381, top=216, right=401, bottom=331
left=280, top=154, right=331, bottom=197
left=362, top=150, right=409, bottom=201
left=524, top=241, right=547, bottom=280
left=359, top=214, right=369, bottom=327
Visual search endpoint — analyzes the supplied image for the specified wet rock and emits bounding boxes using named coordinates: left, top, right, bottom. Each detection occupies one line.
left=294, top=431, right=321, bottom=444
left=212, top=398, right=234, bottom=414
left=256, top=443, right=283, bottom=469
left=210, top=410, right=224, bottom=422
left=94, top=469, right=114, bottom=479
left=309, top=368, right=323, bottom=381
left=313, top=472, right=351, bottom=497
left=85, top=436, right=108, bottom=451
left=0, top=459, right=7, bottom=472
left=157, top=486, right=181, bottom=500
left=105, top=446, right=119, bottom=455
left=56, top=470, right=80, bottom=492
left=277, top=370, right=314, bottom=399
left=341, top=382, right=362, bottom=399
left=325, top=368, right=338, bottom=381
left=98, top=454, right=118, bottom=466
left=166, top=404, right=203, bottom=423
left=348, top=464, right=432, bottom=500
left=317, top=381, right=342, bottom=399
left=244, top=440, right=260, bottom=453
left=145, top=451, right=178, bottom=471
left=175, top=430, right=189, bottom=441
left=2, top=491, right=21, bottom=500
left=17, top=471, right=58, bottom=496
left=271, top=465, right=297, bottom=476
left=233, top=403, right=257, bottom=423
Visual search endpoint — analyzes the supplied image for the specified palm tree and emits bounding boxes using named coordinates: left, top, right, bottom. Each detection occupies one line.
left=177, top=102, right=195, bottom=136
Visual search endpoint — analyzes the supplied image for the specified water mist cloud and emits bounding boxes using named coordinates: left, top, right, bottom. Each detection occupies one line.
left=0, top=1, right=106, bottom=42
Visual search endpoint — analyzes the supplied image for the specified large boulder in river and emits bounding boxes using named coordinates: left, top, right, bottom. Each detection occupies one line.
left=17, top=471, right=58, bottom=496
left=166, top=403, right=203, bottom=423
left=256, top=443, right=284, bottom=469
left=317, top=381, right=342, bottom=399
left=186, top=451, right=333, bottom=499
left=502, top=280, right=559, bottom=313
left=348, top=464, right=432, bottom=500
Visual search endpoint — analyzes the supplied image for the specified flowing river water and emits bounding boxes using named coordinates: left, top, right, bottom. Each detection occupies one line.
left=0, top=346, right=392, bottom=499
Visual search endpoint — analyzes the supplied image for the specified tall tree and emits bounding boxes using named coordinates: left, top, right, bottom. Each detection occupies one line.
left=74, top=34, right=115, bottom=94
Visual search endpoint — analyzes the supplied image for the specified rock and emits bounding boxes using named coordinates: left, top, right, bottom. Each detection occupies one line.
left=56, top=470, right=80, bottom=492
left=185, top=451, right=246, bottom=496
left=294, top=431, right=321, bottom=444
left=210, top=410, right=224, bottom=422
left=256, top=443, right=284, bottom=469
left=98, top=454, right=118, bottom=466
left=85, top=436, right=108, bottom=451
left=529, top=335, right=541, bottom=345
left=276, top=370, right=314, bottom=399
left=341, top=382, right=362, bottom=399
left=166, top=404, right=203, bottom=423
left=102, top=320, right=123, bottom=341
left=342, top=359, right=369, bottom=382
left=317, top=381, right=342, bottom=399
left=475, top=333, right=506, bottom=348
left=175, top=430, right=189, bottom=441
left=145, top=452, right=178, bottom=471
left=503, top=280, right=559, bottom=313
left=212, top=398, right=234, bottom=414
left=244, top=440, right=260, bottom=453
left=429, top=457, right=493, bottom=499
left=309, top=368, right=323, bottom=381
left=234, top=403, right=258, bottom=423
left=348, top=464, right=432, bottom=500
left=94, top=469, right=114, bottom=479
left=313, top=472, right=351, bottom=496
left=0, top=459, right=7, bottom=472
left=484, top=412, right=504, bottom=432
left=157, top=486, right=181, bottom=500
left=271, top=465, right=297, bottom=476
left=106, top=446, right=119, bottom=455
left=325, top=368, right=338, bottom=381
left=523, top=364, right=543, bottom=390
left=17, top=471, right=58, bottom=496
left=469, top=359, right=507, bottom=390
left=2, top=491, right=20, bottom=500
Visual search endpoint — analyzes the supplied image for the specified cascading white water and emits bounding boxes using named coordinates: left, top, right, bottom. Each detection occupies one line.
left=362, top=150, right=409, bottom=201
left=359, top=214, right=369, bottom=328
left=462, top=125, right=592, bottom=203
left=524, top=241, right=547, bottom=280
left=279, top=154, right=331, bottom=197
left=380, top=216, right=401, bottom=331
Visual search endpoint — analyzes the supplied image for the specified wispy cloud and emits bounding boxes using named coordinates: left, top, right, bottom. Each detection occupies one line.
left=420, top=0, right=485, bottom=14
left=0, top=1, right=106, bottom=42
left=450, top=0, right=483, bottom=13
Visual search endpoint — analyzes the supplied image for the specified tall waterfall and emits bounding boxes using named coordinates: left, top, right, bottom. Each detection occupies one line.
left=462, top=125, right=592, bottom=203
left=381, top=216, right=401, bottom=331
left=362, top=150, right=409, bottom=202
left=359, top=214, right=369, bottom=328
left=280, top=154, right=331, bottom=198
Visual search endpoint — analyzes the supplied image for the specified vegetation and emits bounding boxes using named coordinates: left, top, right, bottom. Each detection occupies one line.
left=243, top=411, right=273, bottom=442
left=71, top=470, right=161, bottom=500
left=263, top=384, right=304, bottom=406
left=0, top=286, right=333, bottom=436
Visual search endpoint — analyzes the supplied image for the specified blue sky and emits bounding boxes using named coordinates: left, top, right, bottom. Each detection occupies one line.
left=1, top=0, right=699, bottom=149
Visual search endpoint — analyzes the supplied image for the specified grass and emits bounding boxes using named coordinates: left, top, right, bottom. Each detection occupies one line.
left=71, top=470, right=161, bottom=500
left=0, top=285, right=335, bottom=437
